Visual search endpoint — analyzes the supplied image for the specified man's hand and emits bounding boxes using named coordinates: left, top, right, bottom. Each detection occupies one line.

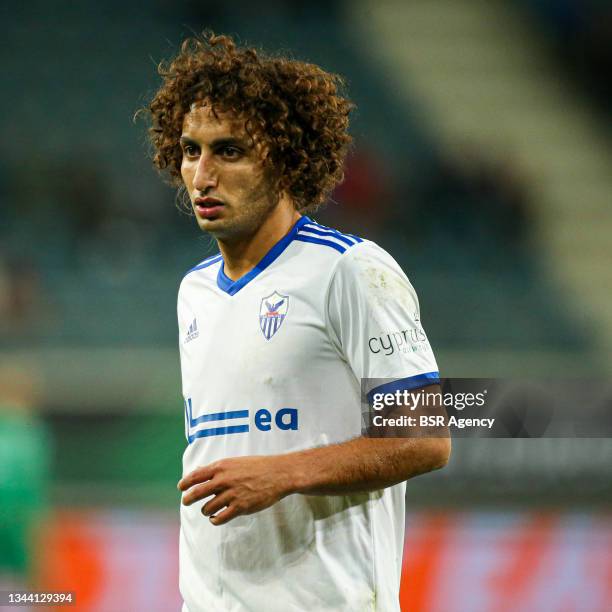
left=178, top=455, right=293, bottom=526
left=178, top=385, right=450, bottom=527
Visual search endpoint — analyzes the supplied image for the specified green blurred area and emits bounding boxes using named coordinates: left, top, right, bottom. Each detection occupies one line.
left=0, top=408, right=50, bottom=574
left=48, top=411, right=184, bottom=507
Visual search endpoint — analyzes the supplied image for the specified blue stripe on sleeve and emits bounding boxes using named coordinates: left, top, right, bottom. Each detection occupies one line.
left=310, top=220, right=364, bottom=243
left=366, top=372, right=440, bottom=404
left=300, top=224, right=357, bottom=246
left=294, top=235, right=347, bottom=253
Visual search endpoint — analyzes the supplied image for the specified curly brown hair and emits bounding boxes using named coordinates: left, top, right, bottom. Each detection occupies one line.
left=142, top=32, right=354, bottom=213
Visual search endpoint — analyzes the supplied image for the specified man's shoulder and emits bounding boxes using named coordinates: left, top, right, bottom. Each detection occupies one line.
left=323, top=233, right=413, bottom=302
left=291, top=219, right=387, bottom=288
left=293, top=217, right=366, bottom=258
left=294, top=218, right=406, bottom=284
left=184, top=252, right=223, bottom=276
left=179, top=252, right=223, bottom=292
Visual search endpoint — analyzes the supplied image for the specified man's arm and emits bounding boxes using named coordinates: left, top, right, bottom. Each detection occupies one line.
left=179, top=385, right=450, bottom=526
left=283, top=434, right=450, bottom=495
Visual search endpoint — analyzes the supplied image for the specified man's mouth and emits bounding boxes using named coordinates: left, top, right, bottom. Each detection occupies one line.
left=194, top=197, right=225, bottom=219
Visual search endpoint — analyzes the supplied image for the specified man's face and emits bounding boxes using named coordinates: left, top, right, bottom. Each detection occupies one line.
left=180, top=104, right=278, bottom=241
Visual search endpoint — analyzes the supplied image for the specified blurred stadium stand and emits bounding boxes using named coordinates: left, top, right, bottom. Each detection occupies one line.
left=353, top=0, right=612, bottom=359
left=1, top=1, right=611, bottom=609
left=1, top=0, right=602, bottom=353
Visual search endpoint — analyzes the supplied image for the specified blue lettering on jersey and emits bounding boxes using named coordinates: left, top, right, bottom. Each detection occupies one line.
left=274, top=408, right=298, bottom=430
left=254, top=408, right=272, bottom=431
left=185, top=398, right=299, bottom=443
left=254, top=407, right=298, bottom=431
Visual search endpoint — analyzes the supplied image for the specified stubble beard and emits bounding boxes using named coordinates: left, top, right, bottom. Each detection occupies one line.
left=202, top=174, right=281, bottom=245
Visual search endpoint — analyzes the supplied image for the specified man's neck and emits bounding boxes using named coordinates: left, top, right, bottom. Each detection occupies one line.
left=218, top=200, right=301, bottom=281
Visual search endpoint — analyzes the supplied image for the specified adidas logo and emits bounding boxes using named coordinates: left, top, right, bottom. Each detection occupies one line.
left=185, top=318, right=199, bottom=343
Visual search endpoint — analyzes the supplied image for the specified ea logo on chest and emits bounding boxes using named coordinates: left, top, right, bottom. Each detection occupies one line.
left=254, top=407, right=298, bottom=431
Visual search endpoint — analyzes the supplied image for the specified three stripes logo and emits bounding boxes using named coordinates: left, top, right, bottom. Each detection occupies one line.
left=184, top=318, right=199, bottom=344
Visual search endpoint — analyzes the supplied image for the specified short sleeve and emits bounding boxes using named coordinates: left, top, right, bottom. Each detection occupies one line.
left=326, top=241, right=439, bottom=391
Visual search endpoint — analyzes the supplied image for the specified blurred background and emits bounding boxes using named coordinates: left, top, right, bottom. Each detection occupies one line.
left=1, top=0, right=611, bottom=610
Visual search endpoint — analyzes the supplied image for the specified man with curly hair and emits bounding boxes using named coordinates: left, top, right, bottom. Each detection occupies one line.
left=144, top=32, right=449, bottom=612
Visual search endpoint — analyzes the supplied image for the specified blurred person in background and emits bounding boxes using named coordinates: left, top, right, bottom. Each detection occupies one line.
left=0, top=255, right=48, bottom=341
left=143, top=32, right=449, bottom=612
left=328, top=147, right=396, bottom=240
left=0, top=366, right=50, bottom=591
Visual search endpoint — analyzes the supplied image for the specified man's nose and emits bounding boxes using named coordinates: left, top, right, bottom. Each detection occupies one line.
left=193, top=153, right=218, bottom=191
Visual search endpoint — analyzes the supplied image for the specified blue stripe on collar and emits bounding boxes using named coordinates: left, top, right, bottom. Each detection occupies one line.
left=217, top=216, right=311, bottom=296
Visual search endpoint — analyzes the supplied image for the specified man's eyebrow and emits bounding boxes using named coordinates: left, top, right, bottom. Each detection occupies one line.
left=179, top=135, right=249, bottom=148
left=210, top=136, right=249, bottom=148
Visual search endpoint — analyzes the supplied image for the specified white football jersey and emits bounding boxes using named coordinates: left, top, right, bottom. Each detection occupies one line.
left=177, top=216, right=439, bottom=612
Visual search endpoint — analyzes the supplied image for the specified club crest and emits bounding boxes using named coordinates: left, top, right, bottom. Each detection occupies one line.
left=259, top=291, right=289, bottom=340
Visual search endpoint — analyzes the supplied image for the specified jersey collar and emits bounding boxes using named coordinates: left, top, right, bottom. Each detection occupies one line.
left=217, top=216, right=311, bottom=296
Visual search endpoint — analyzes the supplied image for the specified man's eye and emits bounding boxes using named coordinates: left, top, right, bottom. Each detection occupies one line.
left=220, top=146, right=241, bottom=158
left=183, top=145, right=199, bottom=157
